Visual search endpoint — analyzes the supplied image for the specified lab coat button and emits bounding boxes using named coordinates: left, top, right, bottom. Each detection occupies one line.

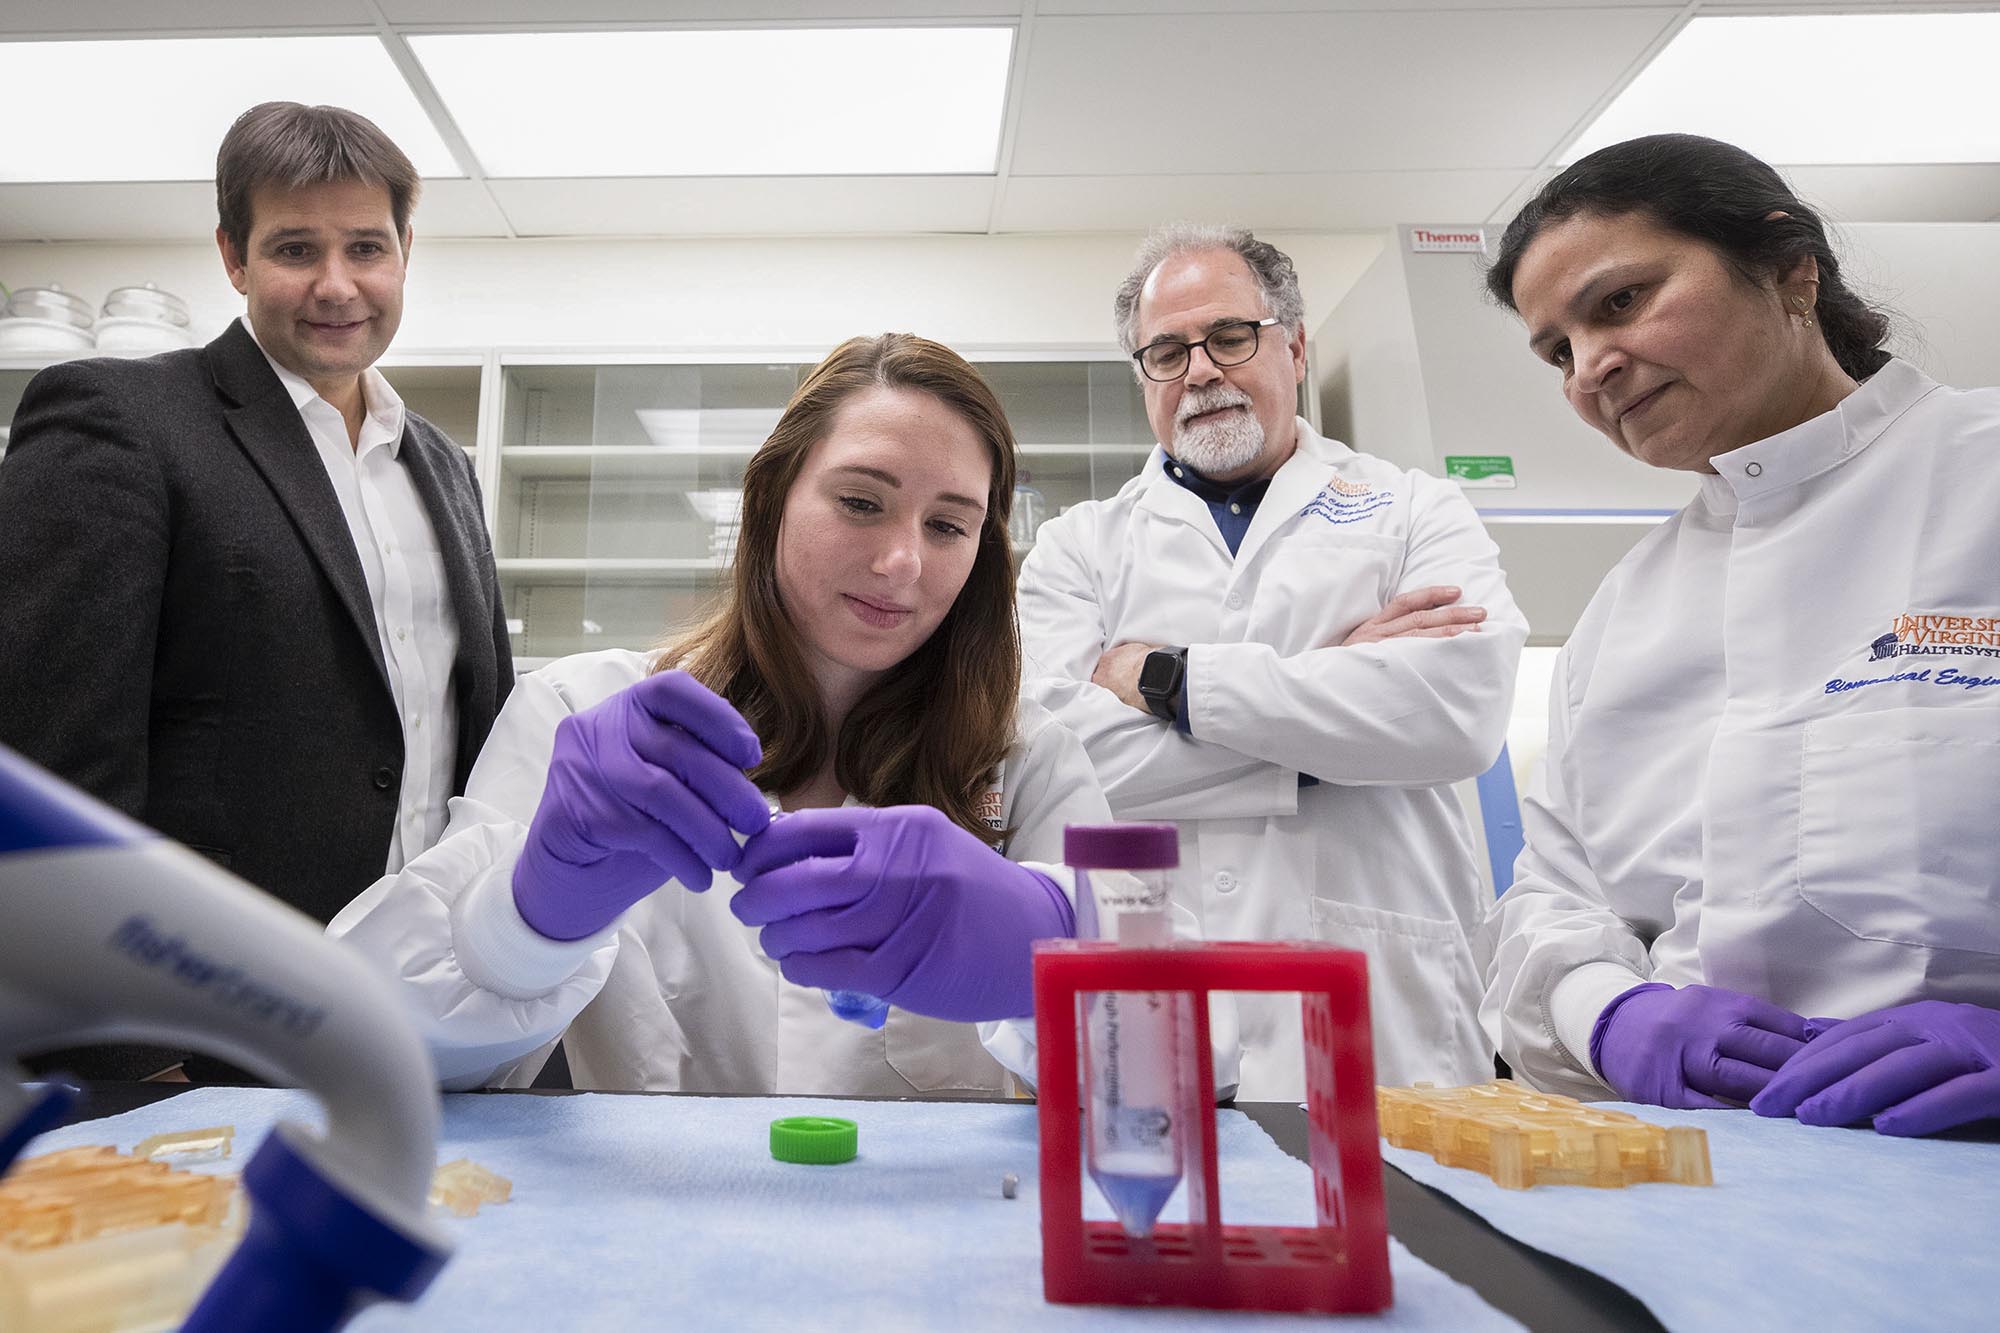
left=1215, top=871, right=1237, bottom=893
left=1745, top=462, right=1763, bottom=477
left=373, top=766, right=398, bottom=790
left=1226, top=593, right=1243, bottom=610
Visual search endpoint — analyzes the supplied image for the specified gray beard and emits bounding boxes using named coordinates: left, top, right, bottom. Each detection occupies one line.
left=1171, top=406, right=1266, bottom=476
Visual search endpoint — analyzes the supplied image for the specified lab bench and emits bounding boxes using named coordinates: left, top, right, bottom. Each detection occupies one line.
left=51, top=1083, right=1662, bottom=1331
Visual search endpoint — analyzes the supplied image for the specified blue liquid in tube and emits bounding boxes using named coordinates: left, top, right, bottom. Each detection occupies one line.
left=1080, top=875, right=1184, bottom=1239
left=824, top=988, right=890, bottom=1028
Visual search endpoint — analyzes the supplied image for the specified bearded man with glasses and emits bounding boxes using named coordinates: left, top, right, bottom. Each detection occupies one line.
left=1017, top=223, right=1527, bottom=1099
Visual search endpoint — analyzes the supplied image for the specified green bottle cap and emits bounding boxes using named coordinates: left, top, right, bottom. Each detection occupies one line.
left=768, top=1116, right=858, bottom=1165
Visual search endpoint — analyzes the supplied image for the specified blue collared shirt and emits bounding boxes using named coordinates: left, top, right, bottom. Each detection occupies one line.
left=1160, top=450, right=1271, bottom=557
left=1158, top=452, right=1268, bottom=737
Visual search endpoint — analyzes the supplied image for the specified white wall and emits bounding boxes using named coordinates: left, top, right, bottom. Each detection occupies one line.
left=0, top=231, right=1383, bottom=356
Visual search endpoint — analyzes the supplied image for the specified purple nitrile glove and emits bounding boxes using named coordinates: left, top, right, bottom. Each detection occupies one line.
left=513, top=670, right=769, bottom=942
left=1588, top=981, right=1813, bottom=1109
left=1751, top=1000, right=2000, bottom=1136
left=729, top=805, right=1075, bottom=1023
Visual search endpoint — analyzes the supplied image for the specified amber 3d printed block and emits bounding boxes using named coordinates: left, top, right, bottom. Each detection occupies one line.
left=1378, top=1082, right=1713, bottom=1190
left=0, top=1143, right=242, bottom=1331
left=430, top=1158, right=513, bottom=1218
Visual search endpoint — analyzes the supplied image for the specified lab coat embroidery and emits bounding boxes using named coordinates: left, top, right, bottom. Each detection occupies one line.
left=1299, top=476, right=1395, bottom=526
left=1877, top=611, right=2000, bottom=660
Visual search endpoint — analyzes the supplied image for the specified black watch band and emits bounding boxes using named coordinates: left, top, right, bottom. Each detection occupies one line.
left=1138, top=647, right=1188, bottom=723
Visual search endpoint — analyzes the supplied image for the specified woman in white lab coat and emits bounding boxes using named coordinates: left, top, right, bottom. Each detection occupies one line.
left=333, top=334, right=1110, bottom=1095
left=1481, top=134, right=2000, bottom=1136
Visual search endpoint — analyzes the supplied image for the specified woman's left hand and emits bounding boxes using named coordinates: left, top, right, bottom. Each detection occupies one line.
left=1751, top=1000, right=2000, bottom=1136
left=730, top=806, right=1075, bottom=1022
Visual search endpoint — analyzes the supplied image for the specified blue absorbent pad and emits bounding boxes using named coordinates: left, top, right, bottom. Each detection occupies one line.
left=1382, top=1101, right=2000, bottom=1333
left=30, top=1088, right=1518, bottom=1330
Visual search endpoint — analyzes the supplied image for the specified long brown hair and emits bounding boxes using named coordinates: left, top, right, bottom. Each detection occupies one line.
left=659, top=333, right=1020, bottom=844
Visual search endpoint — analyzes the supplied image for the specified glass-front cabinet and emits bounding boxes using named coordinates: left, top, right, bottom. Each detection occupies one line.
left=492, top=355, right=1155, bottom=667
left=1, top=347, right=1157, bottom=673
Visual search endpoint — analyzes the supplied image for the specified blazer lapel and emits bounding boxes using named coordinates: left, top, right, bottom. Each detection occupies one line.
left=206, top=322, right=390, bottom=689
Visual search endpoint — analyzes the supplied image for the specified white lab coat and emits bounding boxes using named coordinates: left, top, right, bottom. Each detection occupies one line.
left=1018, top=419, right=1528, bottom=1098
left=1483, top=361, right=2000, bottom=1099
left=329, top=649, right=1113, bottom=1094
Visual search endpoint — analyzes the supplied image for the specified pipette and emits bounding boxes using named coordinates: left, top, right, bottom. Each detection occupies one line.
left=1066, top=824, right=1185, bottom=1239
left=745, top=796, right=889, bottom=1028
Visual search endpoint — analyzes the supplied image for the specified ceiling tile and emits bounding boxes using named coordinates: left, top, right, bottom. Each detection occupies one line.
left=0, top=182, right=217, bottom=242
left=996, top=170, right=1525, bottom=232
left=1780, top=164, right=2000, bottom=225
left=0, top=2, right=376, bottom=35
left=379, top=1, right=1016, bottom=22
left=408, top=179, right=514, bottom=237
left=486, top=176, right=996, bottom=237
left=0, top=178, right=509, bottom=244
left=1037, top=1, right=1675, bottom=11
left=1007, top=9, right=1679, bottom=177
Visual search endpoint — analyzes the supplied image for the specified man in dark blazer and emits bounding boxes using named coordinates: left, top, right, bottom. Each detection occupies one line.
left=0, top=103, right=511, bottom=1079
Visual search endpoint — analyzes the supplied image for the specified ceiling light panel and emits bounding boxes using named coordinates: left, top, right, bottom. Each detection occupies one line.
left=0, top=37, right=460, bottom=182
left=408, top=27, right=1015, bottom=177
left=1568, top=12, right=2000, bottom=166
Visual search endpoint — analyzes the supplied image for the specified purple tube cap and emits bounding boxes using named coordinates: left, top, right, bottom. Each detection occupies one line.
left=1063, top=823, right=1179, bottom=870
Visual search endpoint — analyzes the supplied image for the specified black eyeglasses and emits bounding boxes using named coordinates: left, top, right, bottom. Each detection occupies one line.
left=1132, top=318, right=1280, bottom=382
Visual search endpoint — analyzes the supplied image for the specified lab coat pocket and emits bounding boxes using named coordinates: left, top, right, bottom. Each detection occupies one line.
left=884, top=1008, right=1006, bottom=1095
left=1307, top=897, right=1487, bottom=1086
left=1797, top=707, right=2000, bottom=956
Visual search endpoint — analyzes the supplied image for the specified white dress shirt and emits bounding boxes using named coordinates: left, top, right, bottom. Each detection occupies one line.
left=246, top=318, right=460, bottom=873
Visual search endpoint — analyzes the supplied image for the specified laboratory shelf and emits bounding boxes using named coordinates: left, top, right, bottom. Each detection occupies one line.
left=501, top=444, right=757, bottom=476
left=496, top=558, right=724, bottom=584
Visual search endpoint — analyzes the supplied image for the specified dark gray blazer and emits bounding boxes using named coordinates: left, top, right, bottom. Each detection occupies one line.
left=0, top=320, right=512, bottom=929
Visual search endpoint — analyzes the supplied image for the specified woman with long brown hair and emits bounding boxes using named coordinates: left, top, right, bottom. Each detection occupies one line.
left=334, top=334, right=1110, bottom=1095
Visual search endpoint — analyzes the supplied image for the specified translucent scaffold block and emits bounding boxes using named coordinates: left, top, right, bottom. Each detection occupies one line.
left=0, top=1143, right=242, bottom=1332
left=132, top=1125, right=235, bottom=1166
left=429, top=1158, right=513, bottom=1218
left=1378, top=1082, right=1713, bottom=1190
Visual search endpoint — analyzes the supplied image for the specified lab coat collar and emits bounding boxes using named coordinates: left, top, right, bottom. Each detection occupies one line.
left=1706, top=358, right=1937, bottom=504
left=1134, top=418, right=1342, bottom=566
left=1234, top=420, right=1350, bottom=570
left=1135, top=444, right=1234, bottom=559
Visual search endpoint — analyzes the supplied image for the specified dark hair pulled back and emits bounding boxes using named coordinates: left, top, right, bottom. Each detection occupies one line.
left=1486, top=133, right=1892, bottom=381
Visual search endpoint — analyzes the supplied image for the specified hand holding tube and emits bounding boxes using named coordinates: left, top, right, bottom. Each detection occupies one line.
left=1752, top=1000, right=2000, bottom=1136
left=512, top=671, right=769, bottom=941
left=730, top=805, right=1074, bottom=1021
left=1589, top=982, right=1812, bottom=1109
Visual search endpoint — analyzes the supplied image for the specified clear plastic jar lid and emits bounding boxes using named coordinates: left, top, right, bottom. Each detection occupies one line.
left=101, top=283, right=191, bottom=327
left=5, top=284, right=94, bottom=329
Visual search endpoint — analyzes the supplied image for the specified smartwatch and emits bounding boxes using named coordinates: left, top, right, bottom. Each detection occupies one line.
left=1137, top=647, right=1188, bottom=724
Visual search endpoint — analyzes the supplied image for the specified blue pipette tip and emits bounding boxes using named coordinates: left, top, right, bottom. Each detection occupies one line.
left=824, top=989, right=889, bottom=1029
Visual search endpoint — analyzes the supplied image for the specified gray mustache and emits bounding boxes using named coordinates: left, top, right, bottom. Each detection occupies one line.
left=1178, top=389, right=1252, bottom=423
